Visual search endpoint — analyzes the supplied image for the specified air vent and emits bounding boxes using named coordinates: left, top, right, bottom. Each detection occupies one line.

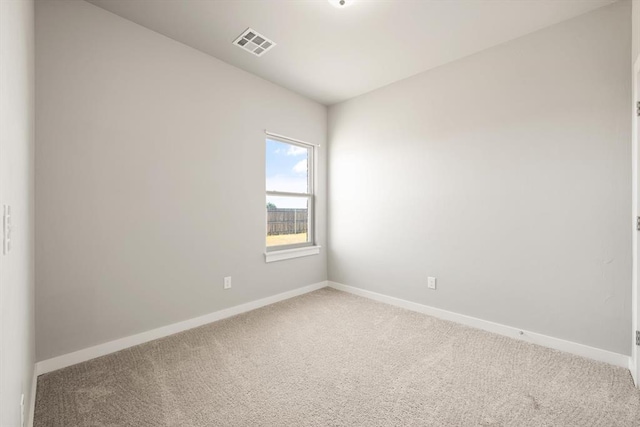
left=233, top=28, right=276, bottom=57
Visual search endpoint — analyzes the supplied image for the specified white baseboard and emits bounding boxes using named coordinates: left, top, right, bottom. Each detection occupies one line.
left=35, top=281, right=328, bottom=376
left=28, top=364, right=37, bottom=427
left=328, top=281, right=630, bottom=369
left=33, top=279, right=631, bottom=384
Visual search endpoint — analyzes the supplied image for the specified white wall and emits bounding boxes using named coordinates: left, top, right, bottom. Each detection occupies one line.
left=0, top=0, right=36, bottom=425
left=328, top=2, right=632, bottom=355
left=35, top=0, right=327, bottom=361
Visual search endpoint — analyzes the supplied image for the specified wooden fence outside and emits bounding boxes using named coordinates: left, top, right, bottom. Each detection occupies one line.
left=267, top=208, right=308, bottom=235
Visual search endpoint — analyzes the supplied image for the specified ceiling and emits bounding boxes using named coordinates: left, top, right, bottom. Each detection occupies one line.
left=86, top=0, right=615, bottom=105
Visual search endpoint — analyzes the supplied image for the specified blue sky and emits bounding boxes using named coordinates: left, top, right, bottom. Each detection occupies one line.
left=266, top=138, right=309, bottom=209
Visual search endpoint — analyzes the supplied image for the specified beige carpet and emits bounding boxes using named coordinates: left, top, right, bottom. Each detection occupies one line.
left=35, top=287, right=640, bottom=426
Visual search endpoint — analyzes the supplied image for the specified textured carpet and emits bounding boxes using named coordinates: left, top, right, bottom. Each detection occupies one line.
left=35, top=287, right=640, bottom=426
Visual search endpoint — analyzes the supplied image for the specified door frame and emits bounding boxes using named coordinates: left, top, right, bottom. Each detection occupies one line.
left=631, top=57, right=640, bottom=387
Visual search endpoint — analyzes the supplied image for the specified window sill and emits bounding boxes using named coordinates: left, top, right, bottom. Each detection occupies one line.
left=264, top=245, right=321, bottom=263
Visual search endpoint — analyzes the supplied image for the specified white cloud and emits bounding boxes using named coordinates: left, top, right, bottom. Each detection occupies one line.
left=287, top=145, right=307, bottom=156
left=266, top=175, right=307, bottom=193
left=293, top=159, right=307, bottom=174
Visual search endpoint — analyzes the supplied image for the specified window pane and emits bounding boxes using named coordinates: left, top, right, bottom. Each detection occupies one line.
left=266, top=138, right=309, bottom=193
left=266, top=195, right=309, bottom=247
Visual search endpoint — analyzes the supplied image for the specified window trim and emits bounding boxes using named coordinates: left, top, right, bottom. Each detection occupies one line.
left=265, top=134, right=316, bottom=254
left=264, top=245, right=322, bottom=263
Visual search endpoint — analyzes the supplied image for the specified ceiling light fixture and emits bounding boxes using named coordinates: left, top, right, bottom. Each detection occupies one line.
left=328, top=0, right=353, bottom=8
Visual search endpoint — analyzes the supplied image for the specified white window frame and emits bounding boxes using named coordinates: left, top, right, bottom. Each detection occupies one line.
left=265, top=133, right=320, bottom=262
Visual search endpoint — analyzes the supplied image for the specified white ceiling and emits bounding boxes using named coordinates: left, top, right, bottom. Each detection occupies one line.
left=86, top=0, right=615, bottom=105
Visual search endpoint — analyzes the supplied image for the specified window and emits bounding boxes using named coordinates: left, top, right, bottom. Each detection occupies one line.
left=265, top=134, right=319, bottom=261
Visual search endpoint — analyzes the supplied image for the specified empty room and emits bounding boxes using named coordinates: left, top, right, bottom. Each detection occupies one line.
left=3, top=0, right=640, bottom=425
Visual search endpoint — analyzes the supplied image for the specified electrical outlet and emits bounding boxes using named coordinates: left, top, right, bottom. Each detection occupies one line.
left=223, top=276, right=232, bottom=290
left=427, top=276, right=437, bottom=290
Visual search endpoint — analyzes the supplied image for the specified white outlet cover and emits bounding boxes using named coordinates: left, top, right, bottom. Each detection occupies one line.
left=428, top=277, right=437, bottom=290
left=223, top=276, right=232, bottom=289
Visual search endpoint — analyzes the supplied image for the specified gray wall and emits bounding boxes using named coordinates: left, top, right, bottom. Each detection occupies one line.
left=633, top=0, right=639, bottom=64
left=328, top=2, right=632, bottom=355
left=35, top=0, right=327, bottom=361
left=1, top=0, right=36, bottom=424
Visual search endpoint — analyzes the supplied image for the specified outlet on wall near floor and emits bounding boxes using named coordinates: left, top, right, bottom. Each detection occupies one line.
left=223, top=276, right=232, bottom=290
left=427, top=277, right=437, bottom=290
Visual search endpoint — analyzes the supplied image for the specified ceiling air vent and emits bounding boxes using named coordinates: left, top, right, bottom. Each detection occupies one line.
left=233, top=28, right=276, bottom=57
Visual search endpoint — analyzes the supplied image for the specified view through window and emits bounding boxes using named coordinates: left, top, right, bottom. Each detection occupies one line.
left=266, top=136, right=313, bottom=250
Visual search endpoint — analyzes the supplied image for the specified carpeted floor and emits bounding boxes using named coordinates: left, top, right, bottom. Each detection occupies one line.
left=35, top=287, right=640, bottom=426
